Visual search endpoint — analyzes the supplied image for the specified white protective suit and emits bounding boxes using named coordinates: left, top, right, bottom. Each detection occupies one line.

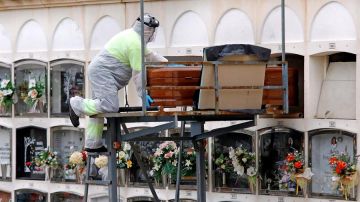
left=70, top=14, right=167, bottom=150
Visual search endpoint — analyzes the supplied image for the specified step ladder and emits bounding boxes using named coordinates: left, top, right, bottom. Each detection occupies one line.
left=83, top=151, right=113, bottom=202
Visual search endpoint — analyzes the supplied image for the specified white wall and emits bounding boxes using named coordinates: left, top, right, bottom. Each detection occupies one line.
left=0, top=0, right=360, bottom=201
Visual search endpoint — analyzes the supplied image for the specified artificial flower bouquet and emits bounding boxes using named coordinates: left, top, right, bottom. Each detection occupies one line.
left=181, top=147, right=196, bottom=177
left=116, top=142, right=133, bottom=169
left=151, top=141, right=179, bottom=182
left=214, top=151, right=233, bottom=188
left=95, top=155, right=109, bottom=180
left=282, top=151, right=313, bottom=195
left=21, top=78, right=45, bottom=113
left=0, top=78, right=15, bottom=113
left=229, top=145, right=257, bottom=191
left=69, top=150, right=88, bottom=183
left=69, top=150, right=87, bottom=174
left=329, top=153, right=358, bottom=200
left=214, top=153, right=233, bottom=174
left=284, top=151, right=304, bottom=174
left=33, top=148, right=60, bottom=169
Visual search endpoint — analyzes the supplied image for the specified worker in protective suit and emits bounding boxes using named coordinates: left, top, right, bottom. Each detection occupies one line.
left=69, top=14, right=167, bottom=152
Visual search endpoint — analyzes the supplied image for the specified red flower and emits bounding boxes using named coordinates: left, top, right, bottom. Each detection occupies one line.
left=286, top=153, right=295, bottom=162
left=337, top=161, right=347, bottom=170
left=25, top=162, right=32, bottom=167
left=81, top=151, right=87, bottom=161
left=336, top=166, right=343, bottom=174
left=329, top=156, right=338, bottom=165
left=294, top=161, right=303, bottom=169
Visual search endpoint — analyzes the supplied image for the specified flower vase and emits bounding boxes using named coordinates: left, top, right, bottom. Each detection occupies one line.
left=154, top=178, right=160, bottom=187
left=0, top=105, right=11, bottom=116
left=222, top=172, right=227, bottom=187
left=76, top=167, right=85, bottom=184
left=340, top=173, right=357, bottom=200
left=162, top=174, right=171, bottom=188
left=117, top=168, right=127, bottom=186
left=44, top=166, right=50, bottom=181
left=248, top=176, right=257, bottom=194
left=1, top=164, right=7, bottom=180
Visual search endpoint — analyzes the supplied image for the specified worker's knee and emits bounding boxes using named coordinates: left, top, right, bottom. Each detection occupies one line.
left=100, top=98, right=119, bottom=113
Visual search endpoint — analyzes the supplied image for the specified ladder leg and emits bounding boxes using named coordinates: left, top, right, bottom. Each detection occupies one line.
left=175, top=110, right=186, bottom=201
left=84, top=153, right=92, bottom=202
left=108, top=118, right=119, bottom=202
left=191, top=122, right=206, bottom=202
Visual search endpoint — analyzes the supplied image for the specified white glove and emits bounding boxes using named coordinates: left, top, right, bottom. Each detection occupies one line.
left=145, top=51, right=168, bottom=62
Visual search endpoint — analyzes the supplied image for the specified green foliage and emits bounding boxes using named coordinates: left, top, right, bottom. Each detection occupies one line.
left=0, top=79, right=15, bottom=110
left=33, top=148, right=60, bottom=169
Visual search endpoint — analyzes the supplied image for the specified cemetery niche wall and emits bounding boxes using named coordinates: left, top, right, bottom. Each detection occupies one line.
left=0, top=126, right=11, bottom=181
left=259, top=127, right=304, bottom=196
left=14, top=60, right=47, bottom=117
left=213, top=131, right=255, bottom=193
left=50, top=59, right=84, bottom=117
left=16, top=126, right=47, bottom=180
left=51, top=126, right=84, bottom=182
left=15, top=189, right=47, bottom=202
left=0, top=62, right=13, bottom=116
left=309, top=129, right=357, bottom=200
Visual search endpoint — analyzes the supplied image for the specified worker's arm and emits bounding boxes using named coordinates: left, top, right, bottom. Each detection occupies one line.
left=145, top=51, right=168, bottom=62
left=133, top=51, right=168, bottom=105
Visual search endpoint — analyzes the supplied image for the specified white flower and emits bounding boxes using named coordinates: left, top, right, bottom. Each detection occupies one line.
left=123, top=143, right=131, bottom=151
left=149, top=170, right=154, bottom=176
left=246, top=166, right=257, bottom=177
left=185, top=160, right=192, bottom=167
left=95, top=155, right=108, bottom=168
left=236, top=148, right=243, bottom=155
left=153, top=164, right=160, bottom=171
left=28, top=79, right=36, bottom=88
left=172, top=160, right=177, bottom=166
left=118, top=151, right=126, bottom=159
left=69, top=152, right=83, bottom=165
left=236, top=165, right=244, bottom=176
left=242, top=158, right=247, bottom=163
left=53, top=152, right=58, bottom=156
left=0, top=79, right=9, bottom=88
left=229, top=147, right=235, bottom=158
left=2, top=89, right=12, bottom=96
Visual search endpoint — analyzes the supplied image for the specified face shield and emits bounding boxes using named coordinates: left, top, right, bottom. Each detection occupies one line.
left=132, top=14, right=160, bottom=43
left=147, top=27, right=157, bottom=43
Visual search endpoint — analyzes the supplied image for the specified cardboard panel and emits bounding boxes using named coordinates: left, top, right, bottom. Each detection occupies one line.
left=198, top=61, right=266, bottom=110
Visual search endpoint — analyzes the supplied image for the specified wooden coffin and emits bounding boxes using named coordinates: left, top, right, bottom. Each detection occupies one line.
left=147, top=67, right=201, bottom=107
left=262, top=67, right=298, bottom=106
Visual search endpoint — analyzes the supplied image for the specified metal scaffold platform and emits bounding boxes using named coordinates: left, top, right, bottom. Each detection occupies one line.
left=85, top=109, right=257, bottom=202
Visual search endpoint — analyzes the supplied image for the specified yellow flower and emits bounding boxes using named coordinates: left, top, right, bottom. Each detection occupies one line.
left=126, top=160, right=132, bottom=168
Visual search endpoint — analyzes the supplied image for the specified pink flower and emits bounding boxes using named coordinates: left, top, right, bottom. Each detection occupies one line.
left=28, top=89, right=38, bottom=99
left=164, top=151, right=174, bottom=159
left=159, top=142, right=167, bottom=149
left=154, top=151, right=161, bottom=157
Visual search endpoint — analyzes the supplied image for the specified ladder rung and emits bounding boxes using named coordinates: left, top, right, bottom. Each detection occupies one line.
left=85, top=180, right=112, bottom=186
